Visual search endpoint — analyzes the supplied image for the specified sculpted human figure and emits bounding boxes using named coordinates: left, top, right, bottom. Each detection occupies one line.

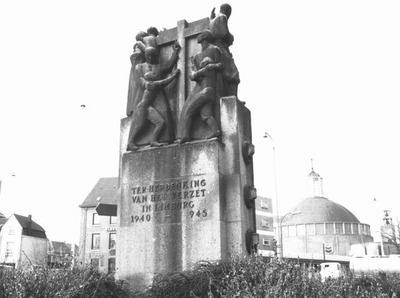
left=126, top=31, right=148, bottom=116
left=142, top=27, right=159, bottom=61
left=126, top=27, right=160, bottom=117
left=209, top=3, right=240, bottom=97
left=127, top=65, right=180, bottom=150
left=176, top=30, right=222, bottom=144
left=126, top=42, right=181, bottom=151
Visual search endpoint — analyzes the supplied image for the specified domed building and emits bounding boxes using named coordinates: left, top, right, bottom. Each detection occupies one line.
left=281, top=169, right=373, bottom=262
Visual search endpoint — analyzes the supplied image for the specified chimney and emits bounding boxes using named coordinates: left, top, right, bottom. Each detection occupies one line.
left=27, top=215, right=32, bottom=235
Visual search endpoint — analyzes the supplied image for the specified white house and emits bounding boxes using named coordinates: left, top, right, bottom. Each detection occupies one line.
left=0, top=214, right=48, bottom=268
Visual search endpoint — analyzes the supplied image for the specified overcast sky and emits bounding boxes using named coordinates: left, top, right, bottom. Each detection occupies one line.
left=1, top=0, right=399, bottom=244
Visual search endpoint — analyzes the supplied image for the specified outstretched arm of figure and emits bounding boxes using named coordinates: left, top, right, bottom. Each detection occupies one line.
left=136, top=41, right=146, bottom=53
left=205, top=62, right=222, bottom=71
left=210, top=7, right=216, bottom=19
left=140, top=77, right=155, bottom=91
left=189, top=63, right=221, bottom=81
left=189, top=69, right=202, bottom=81
left=150, top=69, right=180, bottom=88
left=161, top=41, right=181, bottom=74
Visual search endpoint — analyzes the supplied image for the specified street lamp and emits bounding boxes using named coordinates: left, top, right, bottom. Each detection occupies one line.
left=0, top=171, right=16, bottom=217
left=263, top=132, right=280, bottom=257
left=280, top=211, right=301, bottom=260
left=373, top=198, right=386, bottom=256
left=0, top=171, right=16, bottom=197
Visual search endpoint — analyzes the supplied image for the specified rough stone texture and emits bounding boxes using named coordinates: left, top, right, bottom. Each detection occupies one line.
left=219, top=96, right=255, bottom=256
left=117, top=140, right=225, bottom=288
left=116, top=96, right=256, bottom=290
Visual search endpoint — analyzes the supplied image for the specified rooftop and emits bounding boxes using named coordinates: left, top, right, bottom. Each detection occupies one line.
left=13, top=214, right=47, bottom=239
left=282, top=196, right=360, bottom=225
left=80, top=177, right=119, bottom=208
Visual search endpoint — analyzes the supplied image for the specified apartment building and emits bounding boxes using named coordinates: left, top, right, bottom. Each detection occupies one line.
left=255, top=196, right=276, bottom=256
left=79, top=177, right=118, bottom=273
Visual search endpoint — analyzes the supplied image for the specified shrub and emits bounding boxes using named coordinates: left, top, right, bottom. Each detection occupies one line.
left=1, top=256, right=400, bottom=297
left=0, top=263, right=134, bottom=298
left=136, top=256, right=400, bottom=298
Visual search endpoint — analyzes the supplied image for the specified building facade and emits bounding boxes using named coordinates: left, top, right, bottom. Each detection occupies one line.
left=79, top=177, right=118, bottom=273
left=48, top=240, right=78, bottom=267
left=0, top=214, right=48, bottom=268
left=255, top=196, right=275, bottom=256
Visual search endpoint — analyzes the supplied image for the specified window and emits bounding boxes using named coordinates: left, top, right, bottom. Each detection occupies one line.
left=360, top=224, right=369, bottom=235
left=288, top=225, right=296, bottom=236
left=282, top=226, right=288, bottom=237
left=366, top=225, right=370, bottom=236
left=306, top=224, right=315, bottom=235
left=108, top=258, right=116, bottom=273
left=260, top=200, right=269, bottom=210
left=261, top=219, right=269, bottom=228
left=262, top=238, right=270, bottom=246
left=353, top=223, right=359, bottom=235
left=110, top=216, right=117, bottom=224
left=91, top=234, right=100, bottom=250
left=315, top=223, right=324, bottom=235
left=326, top=223, right=334, bottom=235
left=109, top=233, right=116, bottom=249
left=6, top=242, right=14, bottom=257
left=8, top=226, right=14, bottom=235
left=335, top=223, right=343, bottom=234
left=92, top=213, right=100, bottom=225
left=297, top=224, right=305, bottom=236
left=345, top=223, right=352, bottom=234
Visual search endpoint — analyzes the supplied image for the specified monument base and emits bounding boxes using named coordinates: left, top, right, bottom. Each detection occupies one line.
left=116, top=97, right=256, bottom=290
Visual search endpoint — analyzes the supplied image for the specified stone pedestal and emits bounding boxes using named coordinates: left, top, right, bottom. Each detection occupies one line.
left=116, top=97, right=256, bottom=290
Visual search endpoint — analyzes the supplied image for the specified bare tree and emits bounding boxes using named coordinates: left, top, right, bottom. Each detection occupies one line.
left=381, top=218, right=400, bottom=255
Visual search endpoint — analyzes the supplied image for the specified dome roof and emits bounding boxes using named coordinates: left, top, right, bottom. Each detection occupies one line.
left=282, top=197, right=360, bottom=225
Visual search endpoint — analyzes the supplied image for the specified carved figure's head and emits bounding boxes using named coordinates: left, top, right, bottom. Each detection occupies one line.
left=220, top=3, right=232, bottom=18
left=144, top=71, right=156, bottom=82
left=200, top=57, right=215, bottom=69
left=145, top=47, right=158, bottom=64
left=197, top=30, right=214, bottom=44
left=135, top=31, right=148, bottom=42
left=147, top=27, right=159, bottom=37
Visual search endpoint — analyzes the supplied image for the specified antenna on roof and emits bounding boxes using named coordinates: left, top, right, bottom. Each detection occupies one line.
left=311, top=158, right=314, bottom=171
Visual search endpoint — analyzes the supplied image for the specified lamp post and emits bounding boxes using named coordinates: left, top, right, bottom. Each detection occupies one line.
left=0, top=171, right=16, bottom=197
left=373, top=198, right=386, bottom=256
left=263, top=132, right=281, bottom=258
left=280, top=211, right=301, bottom=260
left=0, top=171, right=16, bottom=217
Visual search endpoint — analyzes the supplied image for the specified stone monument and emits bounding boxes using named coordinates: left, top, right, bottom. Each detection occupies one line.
left=117, top=4, right=257, bottom=290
